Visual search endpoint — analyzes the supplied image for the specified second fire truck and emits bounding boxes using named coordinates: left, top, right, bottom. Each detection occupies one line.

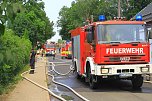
left=61, top=41, right=72, bottom=59
left=70, top=15, right=152, bottom=89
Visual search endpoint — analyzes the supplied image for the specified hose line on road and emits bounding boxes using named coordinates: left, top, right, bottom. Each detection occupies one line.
left=48, top=74, right=89, bottom=101
left=48, top=62, right=75, bottom=76
left=21, top=69, right=67, bottom=101
left=47, top=61, right=89, bottom=101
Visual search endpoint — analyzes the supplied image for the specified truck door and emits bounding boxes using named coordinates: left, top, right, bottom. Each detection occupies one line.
left=73, top=35, right=81, bottom=72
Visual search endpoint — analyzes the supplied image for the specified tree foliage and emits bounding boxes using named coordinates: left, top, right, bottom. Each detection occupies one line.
left=0, top=0, right=55, bottom=94
left=12, top=0, right=55, bottom=46
left=57, top=0, right=152, bottom=40
left=122, top=0, right=152, bottom=19
left=0, top=0, right=55, bottom=46
left=0, top=0, right=26, bottom=36
left=0, top=29, right=32, bottom=94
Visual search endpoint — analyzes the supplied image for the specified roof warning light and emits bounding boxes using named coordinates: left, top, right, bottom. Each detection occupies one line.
left=99, top=15, right=106, bottom=21
left=136, top=15, right=142, bottom=21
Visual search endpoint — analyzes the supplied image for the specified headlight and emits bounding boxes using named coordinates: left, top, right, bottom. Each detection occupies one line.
left=141, top=67, right=149, bottom=72
left=101, top=68, right=109, bottom=74
left=69, top=51, right=71, bottom=54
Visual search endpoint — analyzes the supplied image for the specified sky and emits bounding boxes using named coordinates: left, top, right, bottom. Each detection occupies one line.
left=43, top=0, right=74, bottom=42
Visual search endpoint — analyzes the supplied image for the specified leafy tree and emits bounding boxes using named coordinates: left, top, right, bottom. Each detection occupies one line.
left=0, top=0, right=26, bottom=36
left=12, top=0, right=55, bottom=46
left=0, top=0, right=55, bottom=94
left=58, top=0, right=107, bottom=40
left=0, top=0, right=55, bottom=46
left=25, top=0, right=55, bottom=45
left=58, top=0, right=152, bottom=40
left=122, top=0, right=152, bottom=19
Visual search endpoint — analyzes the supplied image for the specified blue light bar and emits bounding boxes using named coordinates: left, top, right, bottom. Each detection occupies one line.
left=66, top=40, right=70, bottom=44
left=135, top=15, right=142, bottom=21
left=99, top=15, right=106, bottom=21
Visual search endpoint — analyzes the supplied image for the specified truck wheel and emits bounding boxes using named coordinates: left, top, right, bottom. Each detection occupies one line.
left=88, top=68, right=98, bottom=89
left=73, top=62, right=80, bottom=79
left=76, top=73, right=81, bottom=79
left=132, top=75, right=143, bottom=89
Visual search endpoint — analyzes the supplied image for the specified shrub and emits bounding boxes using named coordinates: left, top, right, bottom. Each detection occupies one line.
left=0, top=29, right=32, bottom=94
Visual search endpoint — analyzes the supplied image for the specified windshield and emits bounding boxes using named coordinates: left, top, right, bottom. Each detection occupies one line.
left=97, top=24, right=147, bottom=44
left=46, top=44, right=55, bottom=48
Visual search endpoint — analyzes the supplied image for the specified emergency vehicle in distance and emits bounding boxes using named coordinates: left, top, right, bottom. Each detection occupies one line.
left=61, top=41, right=72, bottom=59
left=44, top=42, right=56, bottom=56
left=70, top=15, right=152, bottom=89
left=61, top=46, right=66, bottom=58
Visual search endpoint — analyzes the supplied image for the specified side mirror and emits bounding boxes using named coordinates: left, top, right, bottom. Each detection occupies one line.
left=148, top=30, right=152, bottom=39
left=86, top=26, right=94, bottom=43
left=85, top=28, right=90, bottom=32
left=87, top=32, right=93, bottom=43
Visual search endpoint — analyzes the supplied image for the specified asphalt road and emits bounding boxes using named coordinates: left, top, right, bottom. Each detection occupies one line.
left=48, top=54, right=152, bottom=101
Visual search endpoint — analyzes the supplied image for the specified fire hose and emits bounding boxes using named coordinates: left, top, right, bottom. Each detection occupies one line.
left=47, top=62, right=74, bottom=76
left=47, top=61, right=89, bottom=101
left=21, top=69, right=66, bottom=101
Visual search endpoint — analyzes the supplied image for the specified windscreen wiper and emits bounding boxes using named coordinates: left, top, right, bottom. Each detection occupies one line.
left=102, top=41, right=121, bottom=44
left=124, top=41, right=142, bottom=44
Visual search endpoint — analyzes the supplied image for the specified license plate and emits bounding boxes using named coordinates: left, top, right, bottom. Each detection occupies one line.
left=119, top=73, right=132, bottom=78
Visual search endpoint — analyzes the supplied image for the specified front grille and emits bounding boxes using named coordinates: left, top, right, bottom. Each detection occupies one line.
left=109, top=57, right=120, bottom=62
left=117, top=69, right=134, bottom=73
left=104, top=55, right=145, bottom=63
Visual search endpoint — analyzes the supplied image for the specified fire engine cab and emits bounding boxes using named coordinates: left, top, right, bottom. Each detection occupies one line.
left=44, top=43, right=56, bottom=56
left=70, top=15, right=152, bottom=89
left=65, top=41, right=72, bottom=59
left=61, top=41, right=72, bottom=59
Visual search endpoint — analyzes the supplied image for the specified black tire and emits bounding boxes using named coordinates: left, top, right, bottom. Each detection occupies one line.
left=73, top=62, right=80, bottom=79
left=132, top=75, right=143, bottom=89
left=88, top=68, right=98, bottom=89
left=67, top=54, right=72, bottom=59
left=76, top=72, right=81, bottom=79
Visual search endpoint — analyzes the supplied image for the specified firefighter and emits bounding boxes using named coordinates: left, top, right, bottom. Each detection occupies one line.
left=41, top=48, right=45, bottom=57
left=29, top=48, right=36, bottom=74
left=59, top=47, right=61, bottom=53
left=51, top=50, right=56, bottom=60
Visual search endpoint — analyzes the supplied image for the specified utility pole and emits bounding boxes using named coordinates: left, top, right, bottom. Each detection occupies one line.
left=118, top=0, right=121, bottom=17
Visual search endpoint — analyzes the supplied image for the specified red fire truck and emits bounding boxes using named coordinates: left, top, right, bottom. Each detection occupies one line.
left=70, top=15, right=152, bottom=89
left=65, top=41, right=72, bottom=59
left=44, top=43, right=56, bottom=56
left=61, top=47, right=66, bottom=58
left=61, top=41, right=72, bottom=59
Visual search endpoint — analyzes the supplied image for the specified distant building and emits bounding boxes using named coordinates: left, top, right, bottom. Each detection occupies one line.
left=132, top=2, right=152, bottom=30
